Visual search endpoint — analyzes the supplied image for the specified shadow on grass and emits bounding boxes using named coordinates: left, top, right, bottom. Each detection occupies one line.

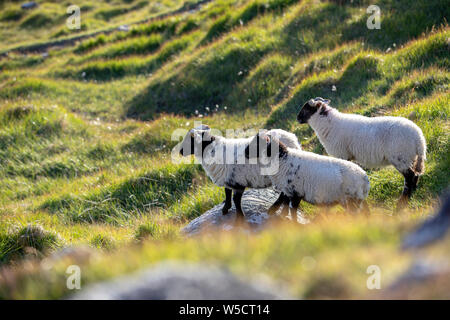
left=0, top=225, right=60, bottom=265
left=40, top=164, right=203, bottom=224
left=125, top=45, right=269, bottom=120
left=278, top=3, right=352, bottom=56
left=200, top=0, right=299, bottom=45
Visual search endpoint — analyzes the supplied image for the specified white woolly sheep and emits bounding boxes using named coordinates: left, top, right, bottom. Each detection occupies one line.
left=297, top=97, right=426, bottom=208
left=245, top=134, right=370, bottom=220
left=178, top=125, right=301, bottom=219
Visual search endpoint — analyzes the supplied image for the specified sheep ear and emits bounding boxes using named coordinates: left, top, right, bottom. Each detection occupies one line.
left=265, top=136, right=276, bottom=158
left=314, top=97, right=331, bottom=105
left=319, top=103, right=329, bottom=116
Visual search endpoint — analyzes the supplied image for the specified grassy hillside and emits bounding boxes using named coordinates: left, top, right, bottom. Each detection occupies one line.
left=0, top=0, right=449, bottom=299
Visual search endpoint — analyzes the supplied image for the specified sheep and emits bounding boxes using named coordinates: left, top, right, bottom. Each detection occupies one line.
left=297, top=97, right=426, bottom=209
left=245, top=134, right=370, bottom=220
left=178, top=125, right=301, bottom=220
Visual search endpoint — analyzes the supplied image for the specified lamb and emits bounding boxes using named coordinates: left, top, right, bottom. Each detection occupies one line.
left=297, top=97, right=426, bottom=209
left=178, top=125, right=301, bottom=219
left=244, top=134, right=370, bottom=220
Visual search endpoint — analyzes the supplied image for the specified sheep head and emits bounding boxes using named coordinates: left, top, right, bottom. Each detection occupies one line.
left=179, top=124, right=214, bottom=157
left=244, top=130, right=269, bottom=160
left=297, top=97, right=331, bottom=124
left=245, top=133, right=287, bottom=160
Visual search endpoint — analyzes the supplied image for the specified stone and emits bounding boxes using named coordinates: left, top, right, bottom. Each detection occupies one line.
left=181, top=188, right=309, bottom=237
left=402, top=194, right=450, bottom=250
left=70, top=261, right=289, bottom=300
left=21, top=2, right=38, bottom=10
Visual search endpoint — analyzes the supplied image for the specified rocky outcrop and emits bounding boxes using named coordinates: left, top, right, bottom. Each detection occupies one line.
left=181, top=188, right=309, bottom=237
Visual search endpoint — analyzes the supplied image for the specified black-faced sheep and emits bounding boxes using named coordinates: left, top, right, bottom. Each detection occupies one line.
left=178, top=125, right=301, bottom=219
left=297, top=97, right=426, bottom=209
left=244, top=134, right=370, bottom=220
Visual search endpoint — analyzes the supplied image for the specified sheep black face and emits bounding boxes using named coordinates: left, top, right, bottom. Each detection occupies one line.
left=179, top=135, right=195, bottom=156
left=264, top=136, right=288, bottom=159
left=179, top=125, right=214, bottom=157
left=297, top=97, right=331, bottom=123
left=244, top=133, right=265, bottom=160
left=245, top=134, right=287, bottom=160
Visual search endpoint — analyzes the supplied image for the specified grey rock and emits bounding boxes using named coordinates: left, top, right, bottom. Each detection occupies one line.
left=381, top=259, right=450, bottom=299
left=389, top=260, right=447, bottom=289
left=402, top=194, right=450, bottom=250
left=181, top=188, right=309, bottom=236
left=21, top=2, right=38, bottom=10
left=70, top=261, right=289, bottom=300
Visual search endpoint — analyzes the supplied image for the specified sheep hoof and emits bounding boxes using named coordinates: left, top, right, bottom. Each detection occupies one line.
left=222, top=205, right=231, bottom=215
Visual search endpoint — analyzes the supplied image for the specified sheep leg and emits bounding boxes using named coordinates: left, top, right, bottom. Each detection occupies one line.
left=412, top=174, right=420, bottom=191
left=268, top=192, right=288, bottom=215
left=289, top=194, right=302, bottom=223
left=222, top=188, right=233, bottom=214
left=233, top=189, right=245, bottom=220
left=397, top=169, right=416, bottom=209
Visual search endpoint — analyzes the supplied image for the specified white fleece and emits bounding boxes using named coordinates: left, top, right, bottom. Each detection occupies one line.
left=307, top=106, right=426, bottom=174
left=270, top=148, right=370, bottom=205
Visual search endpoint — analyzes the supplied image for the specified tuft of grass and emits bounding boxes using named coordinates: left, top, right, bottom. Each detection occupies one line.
left=135, top=220, right=178, bottom=241
left=90, top=234, right=115, bottom=250
left=0, top=224, right=60, bottom=265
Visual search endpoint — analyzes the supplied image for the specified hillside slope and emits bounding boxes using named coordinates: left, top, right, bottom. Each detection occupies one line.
left=0, top=0, right=449, bottom=299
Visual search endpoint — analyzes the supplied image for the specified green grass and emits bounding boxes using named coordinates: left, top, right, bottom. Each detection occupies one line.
left=0, top=0, right=448, bottom=299
left=0, top=224, right=61, bottom=264
left=0, top=0, right=187, bottom=51
left=40, top=163, right=203, bottom=224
